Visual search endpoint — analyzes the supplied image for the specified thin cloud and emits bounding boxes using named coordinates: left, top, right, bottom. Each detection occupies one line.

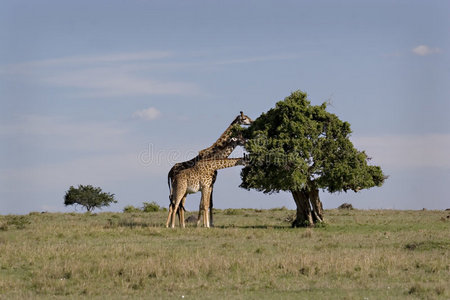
left=0, top=51, right=203, bottom=98
left=213, top=54, right=299, bottom=65
left=411, top=45, right=442, bottom=56
left=133, top=107, right=161, bottom=120
left=1, top=152, right=153, bottom=189
left=0, top=114, right=128, bottom=152
left=41, top=67, right=202, bottom=98
left=3, top=51, right=173, bottom=70
left=0, top=51, right=298, bottom=98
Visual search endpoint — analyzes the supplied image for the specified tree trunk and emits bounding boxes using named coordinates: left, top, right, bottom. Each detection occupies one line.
left=291, top=190, right=313, bottom=227
left=309, top=188, right=324, bottom=223
left=291, top=188, right=324, bottom=227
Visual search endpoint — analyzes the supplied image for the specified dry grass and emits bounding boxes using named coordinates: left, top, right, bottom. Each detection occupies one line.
left=0, top=209, right=449, bottom=299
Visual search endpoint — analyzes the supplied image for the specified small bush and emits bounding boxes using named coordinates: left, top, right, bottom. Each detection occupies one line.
left=142, top=202, right=161, bottom=212
left=123, top=202, right=166, bottom=213
left=338, top=203, right=353, bottom=210
left=123, top=205, right=141, bottom=213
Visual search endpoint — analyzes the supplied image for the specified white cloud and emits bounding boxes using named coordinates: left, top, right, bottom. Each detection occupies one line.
left=352, top=134, right=450, bottom=169
left=133, top=107, right=161, bottom=120
left=411, top=45, right=442, bottom=56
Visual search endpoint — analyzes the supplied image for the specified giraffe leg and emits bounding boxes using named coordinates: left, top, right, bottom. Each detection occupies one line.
left=170, top=202, right=179, bottom=228
left=201, top=186, right=212, bottom=228
left=165, top=203, right=174, bottom=228
left=209, top=185, right=214, bottom=227
left=210, top=171, right=217, bottom=227
left=179, top=196, right=186, bottom=228
left=197, top=199, right=204, bottom=227
left=170, top=191, right=185, bottom=228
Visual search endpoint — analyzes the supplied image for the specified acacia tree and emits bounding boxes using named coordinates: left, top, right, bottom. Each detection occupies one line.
left=240, top=91, right=385, bottom=227
left=64, top=185, right=117, bottom=212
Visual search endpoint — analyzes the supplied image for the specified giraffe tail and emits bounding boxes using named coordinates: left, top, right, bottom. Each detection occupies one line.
left=167, top=174, right=171, bottom=195
left=168, top=172, right=174, bottom=205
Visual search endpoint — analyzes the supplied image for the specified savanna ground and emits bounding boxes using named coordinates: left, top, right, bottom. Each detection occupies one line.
left=0, top=208, right=449, bottom=299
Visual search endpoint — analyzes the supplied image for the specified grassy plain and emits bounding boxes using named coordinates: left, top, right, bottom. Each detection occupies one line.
left=0, top=209, right=449, bottom=299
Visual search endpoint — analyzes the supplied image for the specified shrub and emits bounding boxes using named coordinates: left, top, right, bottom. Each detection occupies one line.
left=142, top=202, right=161, bottom=212
left=123, top=205, right=141, bottom=213
left=338, top=203, right=354, bottom=210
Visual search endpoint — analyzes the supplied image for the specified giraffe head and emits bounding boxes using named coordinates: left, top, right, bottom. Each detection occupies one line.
left=234, top=111, right=253, bottom=126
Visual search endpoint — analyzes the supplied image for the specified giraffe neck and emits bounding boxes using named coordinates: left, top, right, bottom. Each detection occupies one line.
left=200, top=140, right=238, bottom=160
left=197, top=116, right=240, bottom=159
left=169, top=116, right=242, bottom=179
left=197, top=158, right=244, bottom=171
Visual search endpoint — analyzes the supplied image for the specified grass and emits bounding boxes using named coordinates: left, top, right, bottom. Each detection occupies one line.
left=0, top=209, right=449, bottom=299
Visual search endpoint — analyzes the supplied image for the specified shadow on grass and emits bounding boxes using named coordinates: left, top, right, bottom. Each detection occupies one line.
left=105, top=217, right=163, bottom=229
left=107, top=219, right=295, bottom=230
left=214, top=224, right=292, bottom=230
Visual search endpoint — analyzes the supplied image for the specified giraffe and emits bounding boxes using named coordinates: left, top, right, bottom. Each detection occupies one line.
left=166, top=157, right=246, bottom=228
left=167, top=112, right=252, bottom=225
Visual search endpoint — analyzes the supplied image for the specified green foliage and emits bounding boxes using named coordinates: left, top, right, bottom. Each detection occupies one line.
left=123, top=202, right=167, bottom=213
left=64, top=185, right=116, bottom=212
left=142, top=201, right=162, bottom=212
left=123, top=205, right=141, bottom=213
left=241, top=90, right=385, bottom=194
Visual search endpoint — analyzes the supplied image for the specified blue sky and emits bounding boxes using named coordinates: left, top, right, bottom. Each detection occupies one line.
left=1, top=0, right=449, bottom=214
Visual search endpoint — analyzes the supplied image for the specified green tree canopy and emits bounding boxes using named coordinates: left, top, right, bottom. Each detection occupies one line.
left=240, top=91, right=385, bottom=227
left=64, top=185, right=117, bottom=212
